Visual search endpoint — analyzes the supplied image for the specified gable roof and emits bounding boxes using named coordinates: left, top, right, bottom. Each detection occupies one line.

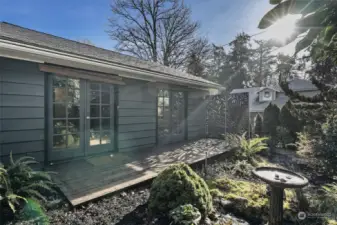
left=230, top=87, right=262, bottom=94
left=0, top=22, right=222, bottom=89
left=288, top=78, right=317, bottom=91
left=256, top=87, right=281, bottom=93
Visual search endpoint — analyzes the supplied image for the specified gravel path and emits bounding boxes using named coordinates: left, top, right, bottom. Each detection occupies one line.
left=48, top=186, right=150, bottom=225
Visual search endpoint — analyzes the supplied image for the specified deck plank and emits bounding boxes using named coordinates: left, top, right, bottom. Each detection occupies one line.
left=48, top=139, right=229, bottom=206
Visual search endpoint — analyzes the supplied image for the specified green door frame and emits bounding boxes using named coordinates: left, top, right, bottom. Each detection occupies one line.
left=46, top=74, right=119, bottom=163
left=156, top=88, right=188, bottom=145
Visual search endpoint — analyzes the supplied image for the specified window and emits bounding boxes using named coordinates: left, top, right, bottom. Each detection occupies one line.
left=52, top=76, right=81, bottom=149
left=157, top=90, right=169, bottom=119
left=158, top=89, right=170, bottom=136
left=264, top=91, right=271, bottom=98
left=172, top=91, right=184, bottom=134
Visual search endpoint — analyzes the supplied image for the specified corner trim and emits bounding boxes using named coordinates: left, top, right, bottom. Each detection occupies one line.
left=114, top=85, right=119, bottom=152
left=43, top=72, right=50, bottom=167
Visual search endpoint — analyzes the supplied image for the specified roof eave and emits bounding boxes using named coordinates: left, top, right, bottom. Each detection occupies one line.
left=0, top=38, right=223, bottom=90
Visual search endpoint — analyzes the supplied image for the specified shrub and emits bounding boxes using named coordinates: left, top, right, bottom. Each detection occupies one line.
left=319, top=184, right=337, bottom=215
left=263, top=103, right=280, bottom=138
left=296, top=132, right=315, bottom=157
left=148, top=163, right=213, bottom=217
left=276, top=126, right=295, bottom=148
left=169, top=204, right=201, bottom=225
left=279, top=101, right=303, bottom=139
left=316, top=114, right=337, bottom=177
left=224, top=160, right=255, bottom=179
left=254, top=114, right=263, bottom=136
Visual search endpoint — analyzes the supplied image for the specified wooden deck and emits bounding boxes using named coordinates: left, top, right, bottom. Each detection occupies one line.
left=49, top=139, right=229, bottom=206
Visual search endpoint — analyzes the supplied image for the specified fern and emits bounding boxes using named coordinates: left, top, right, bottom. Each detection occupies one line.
left=236, top=133, right=269, bottom=164
left=20, top=198, right=50, bottom=225
left=0, top=153, right=56, bottom=215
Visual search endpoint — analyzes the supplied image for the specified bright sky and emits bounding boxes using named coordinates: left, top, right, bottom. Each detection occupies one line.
left=0, top=0, right=298, bottom=55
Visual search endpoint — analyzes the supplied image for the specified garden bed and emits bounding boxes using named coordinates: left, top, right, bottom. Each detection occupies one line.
left=8, top=139, right=337, bottom=225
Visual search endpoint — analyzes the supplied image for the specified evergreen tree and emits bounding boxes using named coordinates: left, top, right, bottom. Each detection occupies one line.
left=254, top=114, right=263, bottom=136
left=263, top=103, right=280, bottom=138
left=251, top=40, right=277, bottom=86
left=226, top=33, right=253, bottom=89
left=279, top=101, right=304, bottom=139
left=280, top=78, right=337, bottom=176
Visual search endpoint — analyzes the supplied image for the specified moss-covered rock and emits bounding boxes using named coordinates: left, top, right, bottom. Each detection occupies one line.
left=208, top=177, right=298, bottom=223
left=148, top=163, right=213, bottom=217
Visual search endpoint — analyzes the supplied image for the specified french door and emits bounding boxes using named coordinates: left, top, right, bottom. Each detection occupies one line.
left=157, top=89, right=186, bottom=145
left=86, top=82, right=114, bottom=155
left=48, top=75, right=115, bottom=162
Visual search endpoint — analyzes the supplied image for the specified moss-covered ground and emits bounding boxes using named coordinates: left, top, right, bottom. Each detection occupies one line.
left=208, top=176, right=298, bottom=223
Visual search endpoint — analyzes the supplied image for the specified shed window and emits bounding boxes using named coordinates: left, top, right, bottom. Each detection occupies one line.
left=157, top=90, right=170, bottom=119
left=264, top=91, right=271, bottom=98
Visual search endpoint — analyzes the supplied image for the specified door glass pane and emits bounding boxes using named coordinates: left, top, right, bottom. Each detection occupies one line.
left=67, top=79, right=80, bottom=89
left=53, top=104, right=66, bottom=118
left=90, top=132, right=101, bottom=146
left=90, top=91, right=100, bottom=103
left=101, top=84, right=110, bottom=92
left=90, top=119, right=100, bottom=131
left=53, top=135, right=67, bottom=149
left=172, top=92, right=184, bottom=135
left=90, top=105, right=100, bottom=118
left=53, top=76, right=66, bottom=87
left=158, top=97, right=163, bottom=106
left=53, top=120, right=67, bottom=134
left=67, top=133, right=80, bottom=148
left=101, top=131, right=111, bottom=144
left=68, top=89, right=80, bottom=104
left=101, top=105, right=110, bottom=117
left=53, top=88, right=67, bottom=102
left=102, top=119, right=110, bottom=130
left=164, top=97, right=169, bottom=106
left=90, top=83, right=100, bottom=90
left=101, top=92, right=110, bottom=104
left=68, top=119, right=80, bottom=133
left=68, top=105, right=80, bottom=118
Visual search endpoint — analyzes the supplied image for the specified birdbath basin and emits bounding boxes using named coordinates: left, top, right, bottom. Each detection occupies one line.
left=253, top=167, right=308, bottom=225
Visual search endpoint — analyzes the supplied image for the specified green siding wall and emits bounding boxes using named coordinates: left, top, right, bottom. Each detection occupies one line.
left=187, top=92, right=207, bottom=140
left=0, top=57, right=45, bottom=164
left=0, top=57, right=209, bottom=163
left=118, top=80, right=156, bottom=152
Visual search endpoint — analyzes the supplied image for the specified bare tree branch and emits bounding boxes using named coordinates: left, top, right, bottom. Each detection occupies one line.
left=107, top=0, right=199, bottom=68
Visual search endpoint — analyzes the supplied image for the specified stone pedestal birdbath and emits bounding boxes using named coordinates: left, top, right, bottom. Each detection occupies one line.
left=252, top=167, right=308, bottom=225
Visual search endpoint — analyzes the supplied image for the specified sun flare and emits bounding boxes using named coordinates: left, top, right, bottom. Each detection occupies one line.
left=266, top=15, right=301, bottom=44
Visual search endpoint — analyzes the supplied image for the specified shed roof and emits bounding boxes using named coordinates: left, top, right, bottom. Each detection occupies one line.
left=0, top=22, right=221, bottom=89
left=288, top=78, right=317, bottom=91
